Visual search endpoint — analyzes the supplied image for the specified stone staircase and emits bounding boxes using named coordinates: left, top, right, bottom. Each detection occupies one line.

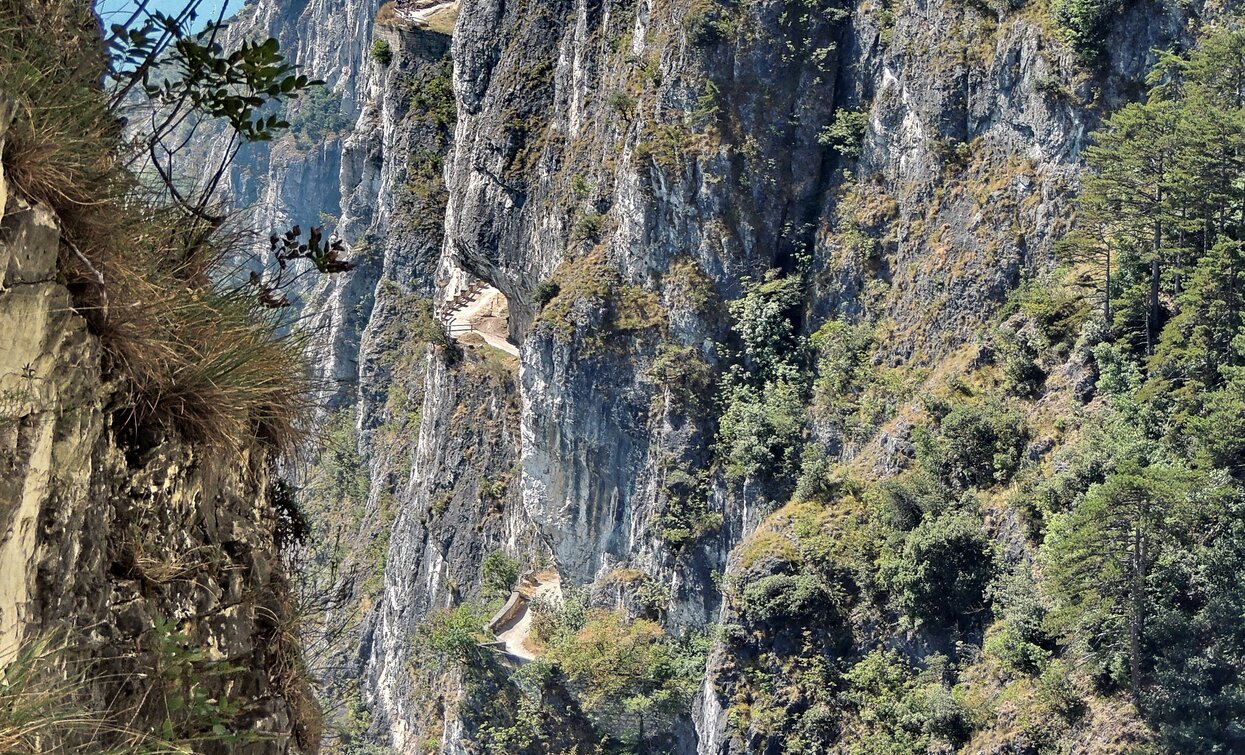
left=436, top=279, right=487, bottom=336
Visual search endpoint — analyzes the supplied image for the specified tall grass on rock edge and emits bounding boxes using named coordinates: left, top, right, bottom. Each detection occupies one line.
left=0, top=0, right=313, bottom=453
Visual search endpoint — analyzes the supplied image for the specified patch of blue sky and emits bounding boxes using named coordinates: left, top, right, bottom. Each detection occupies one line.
left=95, top=0, right=244, bottom=30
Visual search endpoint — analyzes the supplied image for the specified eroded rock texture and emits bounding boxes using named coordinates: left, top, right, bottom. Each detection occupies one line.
left=217, top=0, right=1210, bottom=752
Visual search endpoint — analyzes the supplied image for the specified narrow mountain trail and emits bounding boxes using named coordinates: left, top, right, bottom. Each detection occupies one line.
left=487, top=570, right=562, bottom=661
left=443, top=284, right=519, bottom=357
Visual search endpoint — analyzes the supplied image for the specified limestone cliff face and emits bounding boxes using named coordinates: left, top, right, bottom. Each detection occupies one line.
left=0, top=100, right=314, bottom=753
left=220, top=0, right=1204, bottom=751
left=363, top=0, right=1194, bottom=751
left=214, top=0, right=383, bottom=245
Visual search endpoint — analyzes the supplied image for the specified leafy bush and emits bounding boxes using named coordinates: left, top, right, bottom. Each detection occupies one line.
left=817, top=109, right=869, bottom=159
left=915, top=398, right=1028, bottom=490
left=531, top=279, right=561, bottom=307
left=311, top=408, right=369, bottom=505
left=998, top=327, right=1045, bottom=396
left=866, top=468, right=951, bottom=531
left=886, top=511, right=996, bottom=628
left=481, top=550, right=520, bottom=596
left=606, top=90, right=635, bottom=116
left=289, top=85, right=350, bottom=142
left=984, top=570, right=1055, bottom=675
left=717, top=379, right=805, bottom=483
left=419, top=602, right=494, bottom=668
left=543, top=610, right=706, bottom=746
left=729, top=271, right=806, bottom=384
left=405, top=58, right=456, bottom=128
left=1051, top=0, right=1123, bottom=59
left=843, top=650, right=971, bottom=751
left=716, top=271, right=810, bottom=486
left=370, top=38, right=393, bottom=65
left=648, top=342, right=714, bottom=416
left=685, top=2, right=736, bottom=46
left=739, top=573, right=827, bottom=624
left=571, top=210, right=606, bottom=242
left=657, top=464, right=721, bottom=550
left=984, top=622, right=1052, bottom=675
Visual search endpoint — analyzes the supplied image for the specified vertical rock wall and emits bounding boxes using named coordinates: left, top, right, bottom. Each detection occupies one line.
left=213, top=0, right=1203, bottom=751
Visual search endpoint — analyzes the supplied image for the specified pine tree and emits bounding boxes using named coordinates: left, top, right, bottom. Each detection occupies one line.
left=1043, top=462, right=1196, bottom=701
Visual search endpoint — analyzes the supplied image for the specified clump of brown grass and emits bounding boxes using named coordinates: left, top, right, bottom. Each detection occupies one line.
left=0, top=635, right=103, bottom=754
left=375, top=1, right=403, bottom=27
left=0, top=0, right=313, bottom=453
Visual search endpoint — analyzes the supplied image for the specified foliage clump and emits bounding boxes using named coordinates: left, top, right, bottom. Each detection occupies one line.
left=1050, top=0, right=1123, bottom=60
left=536, top=602, right=707, bottom=750
left=371, top=38, right=393, bottom=66
left=882, top=511, right=996, bottom=628
left=536, top=252, right=665, bottom=353
left=716, top=270, right=809, bottom=490
left=289, top=85, right=350, bottom=144
left=912, top=396, right=1028, bottom=491
left=0, top=0, right=329, bottom=452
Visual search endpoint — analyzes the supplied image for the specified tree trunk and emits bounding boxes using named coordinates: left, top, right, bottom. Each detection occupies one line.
left=1149, top=186, right=1163, bottom=355
left=1105, top=245, right=1112, bottom=325
left=1149, top=256, right=1161, bottom=355
left=1129, top=498, right=1150, bottom=705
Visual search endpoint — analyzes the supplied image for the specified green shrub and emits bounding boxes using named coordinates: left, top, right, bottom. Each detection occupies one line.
left=657, top=465, right=722, bottom=550
left=843, top=650, right=971, bottom=750
left=371, top=38, right=393, bottom=65
left=289, top=85, right=350, bottom=142
left=481, top=550, right=520, bottom=596
left=419, top=602, right=494, bottom=668
left=915, top=398, right=1028, bottom=490
left=543, top=610, right=706, bottom=745
left=1051, top=0, right=1124, bottom=59
left=739, top=573, right=826, bottom=623
left=571, top=210, right=607, bottom=242
left=984, top=623, right=1052, bottom=675
left=985, top=570, right=1055, bottom=675
left=532, top=279, right=561, bottom=306
left=648, top=342, right=714, bottom=415
left=717, top=380, right=805, bottom=482
left=311, top=408, right=370, bottom=505
left=867, top=468, right=951, bottom=531
left=406, top=58, right=456, bottom=128
left=729, top=271, right=806, bottom=384
left=570, top=174, right=592, bottom=198
left=606, top=90, right=635, bottom=116
left=817, top=109, right=869, bottom=159
left=716, top=271, right=810, bottom=486
left=886, top=511, right=996, bottom=628
left=685, top=3, right=736, bottom=46
left=998, top=329, right=1045, bottom=396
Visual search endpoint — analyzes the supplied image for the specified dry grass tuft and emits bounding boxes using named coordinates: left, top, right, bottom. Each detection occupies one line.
left=0, top=635, right=102, bottom=754
left=375, top=1, right=404, bottom=27
left=263, top=573, right=324, bottom=752
left=0, top=0, right=313, bottom=453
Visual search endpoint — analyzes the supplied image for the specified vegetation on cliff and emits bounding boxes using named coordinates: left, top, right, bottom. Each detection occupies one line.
left=1, top=0, right=323, bottom=452
left=714, top=22, right=1245, bottom=754
left=0, top=0, right=333, bottom=751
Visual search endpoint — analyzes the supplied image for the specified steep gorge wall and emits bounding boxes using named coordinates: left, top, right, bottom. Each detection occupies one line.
left=217, top=0, right=1206, bottom=751
left=355, top=0, right=1198, bottom=751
